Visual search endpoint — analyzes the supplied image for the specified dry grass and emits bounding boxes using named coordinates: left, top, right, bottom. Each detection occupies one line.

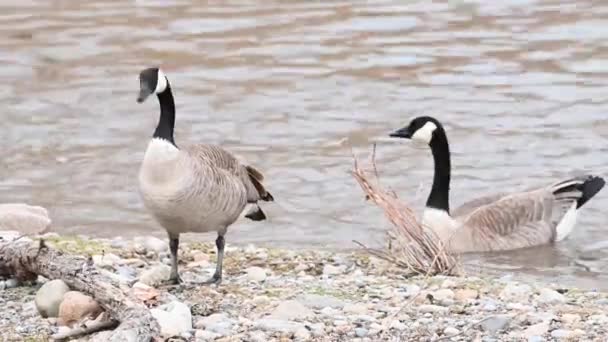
left=351, top=144, right=460, bottom=276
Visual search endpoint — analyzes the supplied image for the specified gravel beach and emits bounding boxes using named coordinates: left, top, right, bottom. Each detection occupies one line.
left=1, top=234, right=607, bottom=341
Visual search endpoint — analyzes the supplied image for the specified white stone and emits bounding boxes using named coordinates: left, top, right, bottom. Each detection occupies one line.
left=196, top=313, right=235, bottom=336
left=537, top=288, right=566, bottom=304
left=246, top=267, right=267, bottom=282
left=500, top=283, right=532, bottom=301
left=134, top=236, right=167, bottom=253
left=444, top=327, right=459, bottom=335
left=195, top=330, right=219, bottom=341
left=150, top=301, right=192, bottom=337
left=92, top=253, right=122, bottom=268
left=139, top=264, right=171, bottom=286
left=254, top=319, right=305, bottom=334
left=323, top=264, right=346, bottom=276
left=294, top=326, right=312, bottom=341
left=523, top=322, right=549, bottom=338
left=270, top=300, right=314, bottom=320
left=35, top=279, right=70, bottom=318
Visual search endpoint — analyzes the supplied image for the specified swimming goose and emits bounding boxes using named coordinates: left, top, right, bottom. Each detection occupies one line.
left=136, top=67, right=274, bottom=285
left=389, top=116, right=605, bottom=253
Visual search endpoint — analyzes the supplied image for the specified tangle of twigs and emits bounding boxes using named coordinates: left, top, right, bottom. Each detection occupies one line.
left=351, top=144, right=460, bottom=276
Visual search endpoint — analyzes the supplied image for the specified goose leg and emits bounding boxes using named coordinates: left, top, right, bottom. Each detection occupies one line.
left=168, top=235, right=182, bottom=284
left=203, top=233, right=224, bottom=285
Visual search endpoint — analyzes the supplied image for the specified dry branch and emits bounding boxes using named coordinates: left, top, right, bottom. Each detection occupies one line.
left=351, top=147, right=460, bottom=276
left=0, top=238, right=160, bottom=341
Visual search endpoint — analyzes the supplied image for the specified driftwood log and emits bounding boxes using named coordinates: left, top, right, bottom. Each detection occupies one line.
left=0, top=237, right=160, bottom=341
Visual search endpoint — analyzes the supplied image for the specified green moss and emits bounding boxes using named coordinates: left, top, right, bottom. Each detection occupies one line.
left=41, top=235, right=113, bottom=256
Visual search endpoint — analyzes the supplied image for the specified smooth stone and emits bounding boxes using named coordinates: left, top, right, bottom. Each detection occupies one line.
left=195, top=329, right=220, bottom=341
left=343, top=303, right=367, bottom=314
left=196, top=313, right=235, bottom=336
left=150, top=301, right=192, bottom=337
left=139, top=264, right=171, bottom=286
left=561, top=313, right=580, bottom=325
left=441, top=279, right=458, bottom=288
left=355, top=328, right=368, bottom=337
left=58, top=291, right=102, bottom=327
left=551, top=329, right=583, bottom=339
left=477, top=315, right=512, bottom=334
left=523, top=322, right=549, bottom=338
left=537, top=288, right=566, bottom=304
left=500, top=283, right=532, bottom=301
left=247, top=331, right=268, bottom=342
left=309, top=322, right=326, bottom=337
left=133, top=236, right=167, bottom=253
left=454, top=289, right=478, bottom=301
left=35, top=279, right=70, bottom=318
left=246, top=267, right=267, bottom=282
left=297, top=294, right=345, bottom=309
left=432, top=289, right=454, bottom=302
left=444, top=327, right=459, bottom=335
left=323, top=264, right=346, bottom=276
left=92, top=253, right=122, bottom=268
left=294, top=327, right=312, bottom=341
left=254, top=318, right=305, bottom=334
left=4, top=278, right=19, bottom=289
left=270, top=300, right=314, bottom=320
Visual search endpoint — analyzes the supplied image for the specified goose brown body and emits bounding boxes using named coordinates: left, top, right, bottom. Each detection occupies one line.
left=136, top=67, right=273, bottom=284
left=390, top=116, right=604, bottom=253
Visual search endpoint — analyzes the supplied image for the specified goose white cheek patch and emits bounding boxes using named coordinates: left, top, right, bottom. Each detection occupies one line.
left=155, top=69, right=168, bottom=94
left=411, top=121, right=437, bottom=144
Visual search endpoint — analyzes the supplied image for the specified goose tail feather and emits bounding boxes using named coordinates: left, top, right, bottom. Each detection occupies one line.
left=552, top=175, right=605, bottom=209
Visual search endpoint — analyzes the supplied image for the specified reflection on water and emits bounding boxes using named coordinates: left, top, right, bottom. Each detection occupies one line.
left=1, top=0, right=608, bottom=289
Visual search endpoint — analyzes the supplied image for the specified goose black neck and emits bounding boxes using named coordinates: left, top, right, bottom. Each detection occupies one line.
left=153, top=82, right=177, bottom=147
left=426, top=126, right=451, bottom=213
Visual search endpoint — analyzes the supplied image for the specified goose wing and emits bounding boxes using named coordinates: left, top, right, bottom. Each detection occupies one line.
left=183, top=144, right=273, bottom=202
left=455, top=189, right=561, bottom=251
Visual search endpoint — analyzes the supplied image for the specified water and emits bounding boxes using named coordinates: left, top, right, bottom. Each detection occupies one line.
left=1, top=0, right=607, bottom=289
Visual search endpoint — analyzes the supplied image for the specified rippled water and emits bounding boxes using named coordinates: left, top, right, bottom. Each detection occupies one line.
left=1, top=0, right=607, bottom=289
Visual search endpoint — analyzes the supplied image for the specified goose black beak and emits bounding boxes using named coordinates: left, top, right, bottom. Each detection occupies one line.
left=137, top=88, right=153, bottom=103
left=389, top=127, right=412, bottom=139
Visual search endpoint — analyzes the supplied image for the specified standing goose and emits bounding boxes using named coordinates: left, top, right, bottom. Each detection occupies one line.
left=136, top=67, right=274, bottom=285
left=389, top=116, right=605, bottom=253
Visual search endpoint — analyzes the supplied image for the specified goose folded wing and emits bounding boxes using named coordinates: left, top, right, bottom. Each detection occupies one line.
left=458, top=190, right=557, bottom=250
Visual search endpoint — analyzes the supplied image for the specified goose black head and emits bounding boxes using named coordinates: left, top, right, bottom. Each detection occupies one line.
left=137, top=67, right=168, bottom=103
left=389, top=116, right=442, bottom=145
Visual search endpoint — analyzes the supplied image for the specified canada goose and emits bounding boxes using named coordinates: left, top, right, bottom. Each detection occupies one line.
left=389, top=116, right=605, bottom=253
left=136, top=67, right=274, bottom=285
left=0, top=203, right=51, bottom=235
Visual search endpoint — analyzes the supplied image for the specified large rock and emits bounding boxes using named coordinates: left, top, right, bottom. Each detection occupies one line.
left=150, top=301, right=192, bottom=337
left=35, top=279, right=70, bottom=318
left=58, top=291, right=102, bottom=326
left=537, top=288, right=565, bottom=304
left=0, top=203, right=51, bottom=235
left=133, top=236, right=167, bottom=254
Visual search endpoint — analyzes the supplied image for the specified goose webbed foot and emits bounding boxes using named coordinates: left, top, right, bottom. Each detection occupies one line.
left=201, top=272, right=222, bottom=286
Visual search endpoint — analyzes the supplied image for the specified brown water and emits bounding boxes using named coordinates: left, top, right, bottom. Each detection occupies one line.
left=1, top=0, right=608, bottom=289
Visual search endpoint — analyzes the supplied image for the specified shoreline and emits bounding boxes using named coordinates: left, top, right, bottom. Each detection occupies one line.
left=1, top=233, right=607, bottom=341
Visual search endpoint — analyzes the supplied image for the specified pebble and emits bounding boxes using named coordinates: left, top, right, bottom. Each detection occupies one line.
left=355, top=327, right=368, bottom=337
left=551, top=329, right=583, bottom=339
left=195, top=329, right=219, bottom=341
left=92, top=253, right=122, bottom=268
left=500, top=283, right=532, bottom=302
left=35, top=279, right=70, bottom=318
left=134, top=236, right=167, bottom=253
left=139, top=264, right=171, bottom=286
left=523, top=322, right=549, bottom=338
left=323, top=264, right=346, bottom=276
left=270, top=300, right=314, bottom=320
left=58, top=291, right=102, bottom=327
left=294, top=327, right=312, bottom=341
left=444, top=326, right=459, bottom=335
left=297, top=294, right=345, bottom=309
left=150, top=301, right=192, bottom=337
left=246, top=266, right=267, bottom=282
left=196, top=313, right=235, bottom=336
left=477, top=315, right=512, bottom=333
left=537, top=288, right=566, bottom=304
